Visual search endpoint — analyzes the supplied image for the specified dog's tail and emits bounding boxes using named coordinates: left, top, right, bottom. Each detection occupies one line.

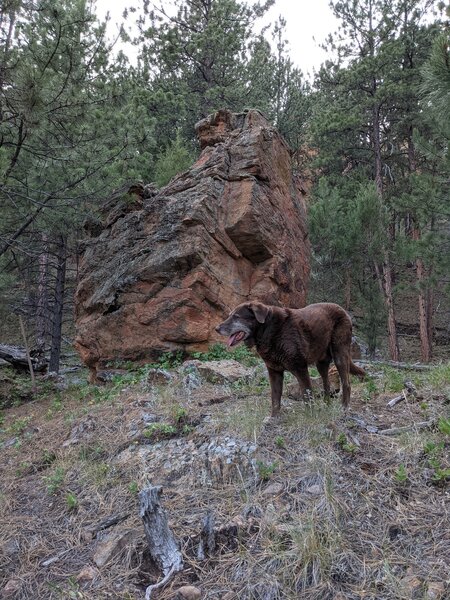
left=350, top=361, right=366, bottom=380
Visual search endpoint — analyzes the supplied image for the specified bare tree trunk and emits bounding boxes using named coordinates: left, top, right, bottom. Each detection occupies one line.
left=372, top=101, right=400, bottom=361
left=412, top=228, right=432, bottom=362
left=344, top=266, right=351, bottom=310
left=407, top=133, right=432, bottom=362
left=36, top=233, right=50, bottom=356
left=18, top=316, right=36, bottom=394
left=49, top=235, right=67, bottom=373
left=382, top=257, right=400, bottom=361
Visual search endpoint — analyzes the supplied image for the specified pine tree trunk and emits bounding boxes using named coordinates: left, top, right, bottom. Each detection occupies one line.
left=412, top=227, right=432, bottom=362
left=36, top=233, right=49, bottom=356
left=407, top=133, right=432, bottom=362
left=48, top=235, right=67, bottom=373
left=372, top=101, right=400, bottom=361
left=382, top=257, right=400, bottom=361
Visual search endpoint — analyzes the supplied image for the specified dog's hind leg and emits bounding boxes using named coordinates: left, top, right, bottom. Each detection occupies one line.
left=332, top=350, right=351, bottom=408
left=316, top=358, right=332, bottom=402
left=267, top=368, right=284, bottom=417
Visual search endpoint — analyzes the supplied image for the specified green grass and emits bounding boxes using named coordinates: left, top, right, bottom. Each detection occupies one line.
left=192, top=342, right=261, bottom=366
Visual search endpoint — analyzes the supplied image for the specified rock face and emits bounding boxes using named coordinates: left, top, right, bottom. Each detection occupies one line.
left=74, top=109, right=310, bottom=374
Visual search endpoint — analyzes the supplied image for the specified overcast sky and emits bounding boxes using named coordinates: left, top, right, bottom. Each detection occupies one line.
left=95, top=0, right=338, bottom=78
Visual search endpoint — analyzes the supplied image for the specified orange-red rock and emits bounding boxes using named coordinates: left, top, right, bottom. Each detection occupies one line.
left=74, top=109, right=310, bottom=376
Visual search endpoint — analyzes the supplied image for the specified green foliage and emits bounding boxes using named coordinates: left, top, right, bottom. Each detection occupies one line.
left=438, top=417, right=450, bottom=436
left=337, top=433, right=357, bottom=454
left=192, top=342, right=260, bottom=366
left=66, top=492, right=78, bottom=511
left=128, top=481, right=139, bottom=495
left=8, top=416, right=31, bottom=435
left=151, top=351, right=185, bottom=370
left=172, top=406, right=188, bottom=423
left=257, top=460, right=277, bottom=481
left=131, top=0, right=309, bottom=149
left=143, top=423, right=177, bottom=438
left=154, top=132, right=195, bottom=187
left=275, top=436, right=286, bottom=449
left=394, top=464, right=408, bottom=484
left=362, top=378, right=378, bottom=403
left=45, top=467, right=66, bottom=495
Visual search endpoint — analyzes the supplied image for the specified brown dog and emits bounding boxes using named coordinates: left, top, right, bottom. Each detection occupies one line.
left=215, top=302, right=365, bottom=417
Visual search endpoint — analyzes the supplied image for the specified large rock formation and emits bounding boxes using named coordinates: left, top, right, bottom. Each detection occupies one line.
left=74, top=109, right=310, bottom=374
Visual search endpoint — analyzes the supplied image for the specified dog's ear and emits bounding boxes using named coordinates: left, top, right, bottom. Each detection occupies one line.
left=250, top=302, right=270, bottom=323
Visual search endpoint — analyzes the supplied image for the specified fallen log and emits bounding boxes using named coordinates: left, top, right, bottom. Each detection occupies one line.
left=0, top=344, right=47, bottom=372
left=356, top=359, right=433, bottom=371
left=378, top=420, right=434, bottom=436
left=139, top=486, right=183, bottom=600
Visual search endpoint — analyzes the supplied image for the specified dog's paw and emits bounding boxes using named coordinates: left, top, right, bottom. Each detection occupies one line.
left=263, top=415, right=279, bottom=427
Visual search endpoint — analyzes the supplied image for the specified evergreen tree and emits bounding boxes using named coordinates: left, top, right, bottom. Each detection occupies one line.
left=309, top=0, right=441, bottom=359
left=0, top=0, right=155, bottom=370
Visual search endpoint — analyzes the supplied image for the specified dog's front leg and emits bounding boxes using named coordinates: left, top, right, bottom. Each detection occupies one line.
left=267, top=368, right=284, bottom=417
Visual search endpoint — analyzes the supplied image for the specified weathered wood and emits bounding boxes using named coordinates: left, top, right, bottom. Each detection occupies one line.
left=378, top=420, right=434, bottom=436
left=140, top=485, right=183, bottom=599
left=197, top=511, right=216, bottom=560
left=356, top=359, right=433, bottom=371
left=0, top=344, right=47, bottom=372
left=387, top=380, right=419, bottom=408
left=387, top=392, right=406, bottom=408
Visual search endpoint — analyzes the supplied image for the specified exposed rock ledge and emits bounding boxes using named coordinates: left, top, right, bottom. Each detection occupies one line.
left=74, top=109, right=310, bottom=375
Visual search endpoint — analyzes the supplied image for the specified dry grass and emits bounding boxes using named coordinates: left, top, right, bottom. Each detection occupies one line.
left=0, top=362, right=449, bottom=599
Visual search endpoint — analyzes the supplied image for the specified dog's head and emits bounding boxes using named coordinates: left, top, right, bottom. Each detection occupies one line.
left=215, top=302, right=271, bottom=347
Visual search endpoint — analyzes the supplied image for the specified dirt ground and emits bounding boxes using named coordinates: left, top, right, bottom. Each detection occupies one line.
left=1, top=359, right=449, bottom=600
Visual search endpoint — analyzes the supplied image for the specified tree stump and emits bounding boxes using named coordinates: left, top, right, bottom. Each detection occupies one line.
left=139, top=485, right=183, bottom=599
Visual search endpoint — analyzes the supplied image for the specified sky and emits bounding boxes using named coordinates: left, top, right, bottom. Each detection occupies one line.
left=95, top=0, right=339, bottom=78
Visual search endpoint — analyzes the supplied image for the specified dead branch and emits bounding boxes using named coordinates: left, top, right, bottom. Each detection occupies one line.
left=86, top=512, right=131, bottom=534
left=378, top=420, right=434, bottom=436
left=387, top=380, right=419, bottom=408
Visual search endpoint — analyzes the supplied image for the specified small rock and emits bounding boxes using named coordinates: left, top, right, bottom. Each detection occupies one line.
left=306, top=484, right=322, bottom=495
left=195, top=360, right=253, bottom=384
left=177, top=585, right=202, bottom=599
left=141, top=412, right=158, bottom=425
left=427, top=581, right=446, bottom=600
left=366, top=425, right=379, bottom=433
left=2, top=538, right=20, bottom=556
left=93, top=529, right=138, bottom=568
left=401, top=572, right=423, bottom=599
left=2, top=578, right=21, bottom=598
left=77, top=565, right=100, bottom=583
left=147, top=368, right=173, bottom=386
left=2, top=437, right=18, bottom=449
left=261, top=482, right=284, bottom=496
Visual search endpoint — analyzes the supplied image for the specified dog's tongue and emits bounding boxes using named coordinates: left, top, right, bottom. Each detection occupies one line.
left=227, top=331, right=245, bottom=347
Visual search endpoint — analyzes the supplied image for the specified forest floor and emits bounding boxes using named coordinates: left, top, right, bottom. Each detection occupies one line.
left=1, top=352, right=449, bottom=600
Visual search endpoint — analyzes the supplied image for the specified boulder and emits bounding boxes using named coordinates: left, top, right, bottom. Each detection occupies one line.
left=183, top=359, right=253, bottom=384
left=74, top=109, right=310, bottom=376
left=93, top=529, right=139, bottom=568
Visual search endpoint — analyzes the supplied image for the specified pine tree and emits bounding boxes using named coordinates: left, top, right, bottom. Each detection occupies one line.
left=309, top=0, right=441, bottom=360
